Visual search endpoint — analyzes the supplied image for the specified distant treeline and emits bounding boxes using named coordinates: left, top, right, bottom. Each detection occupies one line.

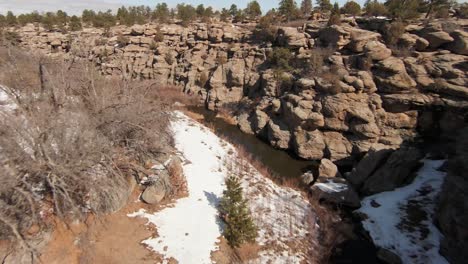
left=0, top=0, right=466, bottom=31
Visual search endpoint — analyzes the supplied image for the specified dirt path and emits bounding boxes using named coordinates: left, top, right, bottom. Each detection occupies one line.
left=40, top=189, right=162, bottom=264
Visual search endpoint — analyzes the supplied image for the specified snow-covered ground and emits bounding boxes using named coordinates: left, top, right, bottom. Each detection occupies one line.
left=129, top=111, right=315, bottom=264
left=357, top=159, right=449, bottom=264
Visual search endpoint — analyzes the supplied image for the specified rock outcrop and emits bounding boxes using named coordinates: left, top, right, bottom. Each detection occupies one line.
left=6, top=17, right=468, bottom=264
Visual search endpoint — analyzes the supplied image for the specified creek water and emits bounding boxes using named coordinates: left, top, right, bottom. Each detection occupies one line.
left=188, top=107, right=317, bottom=179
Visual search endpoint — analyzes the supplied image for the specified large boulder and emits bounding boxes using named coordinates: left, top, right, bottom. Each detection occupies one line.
left=347, top=147, right=394, bottom=188
left=238, top=112, right=254, bottom=135
left=318, top=158, right=341, bottom=178
left=311, top=177, right=361, bottom=208
left=360, top=147, right=423, bottom=195
left=347, top=28, right=381, bottom=53
left=251, top=110, right=270, bottom=134
left=277, top=27, right=308, bottom=48
left=364, top=41, right=392, bottom=61
left=141, top=181, right=166, bottom=204
left=318, top=25, right=351, bottom=49
left=423, top=31, right=454, bottom=49
left=266, top=119, right=291, bottom=149
left=398, top=33, right=429, bottom=51
left=373, top=57, right=417, bottom=93
left=323, top=131, right=353, bottom=163
left=293, top=129, right=326, bottom=160
left=446, top=30, right=468, bottom=55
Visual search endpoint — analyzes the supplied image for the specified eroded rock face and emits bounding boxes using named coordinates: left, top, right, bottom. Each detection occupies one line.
left=360, top=147, right=423, bottom=195
left=10, top=19, right=468, bottom=168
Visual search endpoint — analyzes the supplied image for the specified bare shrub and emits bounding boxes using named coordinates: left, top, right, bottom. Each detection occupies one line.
left=383, top=21, right=406, bottom=46
left=0, top=48, right=173, bottom=248
left=0, top=30, right=21, bottom=46
left=164, top=52, right=175, bottom=65
left=167, top=159, right=188, bottom=198
left=153, top=28, right=164, bottom=42
left=305, top=47, right=335, bottom=76
left=391, top=45, right=413, bottom=57
left=235, top=242, right=261, bottom=262
left=116, top=34, right=129, bottom=46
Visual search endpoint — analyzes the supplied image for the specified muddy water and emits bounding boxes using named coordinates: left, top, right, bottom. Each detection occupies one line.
left=188, top=107, right=317, bottom=179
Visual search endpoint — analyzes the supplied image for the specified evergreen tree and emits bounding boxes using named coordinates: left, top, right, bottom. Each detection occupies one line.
left=0, top=15, right=6, bottom=28
left=300, top=0, right=313, bottom=17
left=56, top=10, right=68, bottom=28
left=229, top=4, right=239, bottom=16
left=424, top=0, right=454, bottom=18
left=219, top=175, right=257, bottom=248
left=342, top=1, right=362, bottom=16
left=365, top=0, right=388, bottom=16
left=317, top=0, right=333, bottom=12
left=6, top=11, right=17, bottom=26
left=17, top=14, right=29, bottom=26
left=82, top=9, right=96, bottom=25
left=220, top=8, right=230, bottom=22
left=196, top=4, right=206, bottom=18
left=177, top=4, right=196, bottom=26
left=233, top=10, right=246, bottom=22
left=328, top=2, right=341, bottom=25
left=279, top=0, right=299, bottom=21
left=69, top=15, right=82, bottom=31
left=245, top=1, right=262, bottom=18
left=42, top=12, right=56, bottom=31
left=385, top=0, right=422, bottom=20
left=153, top=3, right=170, bottom=23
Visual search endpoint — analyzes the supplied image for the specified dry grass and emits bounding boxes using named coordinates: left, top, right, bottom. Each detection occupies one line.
left=167, top=159, right=188, bottom=199
left=307, top=197, right=345, bottom=263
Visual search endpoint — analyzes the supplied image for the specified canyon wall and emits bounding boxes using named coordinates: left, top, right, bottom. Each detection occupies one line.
left=6, top=18, right=468, bottom=263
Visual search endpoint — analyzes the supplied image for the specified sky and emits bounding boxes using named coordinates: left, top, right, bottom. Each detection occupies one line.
left=0, top=0, right=370, bottom=15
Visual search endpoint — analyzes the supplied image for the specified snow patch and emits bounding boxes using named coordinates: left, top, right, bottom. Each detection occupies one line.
left=129, top=111, right=315, bottom=264
left=357, top=159, right=449, bottom=264
left=314, top=180, right=348, bottom=193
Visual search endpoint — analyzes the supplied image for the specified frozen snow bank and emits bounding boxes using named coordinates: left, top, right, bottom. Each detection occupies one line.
left=315, top=180, right=348, bottom=193
left=357, top=159, right=449, bottom=264
left=129, top=111, right=315, bottom=264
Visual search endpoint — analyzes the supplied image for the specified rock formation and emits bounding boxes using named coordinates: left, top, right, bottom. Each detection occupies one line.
left=6, top=17, right=468, bottom=263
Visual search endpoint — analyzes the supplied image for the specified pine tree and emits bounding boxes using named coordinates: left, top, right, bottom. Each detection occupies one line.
left=279, top=0, right=299, bottom=21
left=6, top=11, right=17, bottom=26
left=229, top=4, right=239, bottom=17
left=365, top=0, right=388, bottom=16
left=153, top=3, right=170, bottom=23
left=69, top=15, right=82, bottom=31
left=0, top=15, right=6, bottom=28
left=317, top=0, right=333, bottom=12
left=220, top=8, right=230, bottom=22
left=385, top=0, right=422, bottom=20
left=342, top=1, right=362, bottom=17
left=328, top=2, right=341, bottom=25
left=300, top=0, right=313, bottom=17
left=245, top=1, right=262, bottom=19
left=219, top=175, right=257, bottom=248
